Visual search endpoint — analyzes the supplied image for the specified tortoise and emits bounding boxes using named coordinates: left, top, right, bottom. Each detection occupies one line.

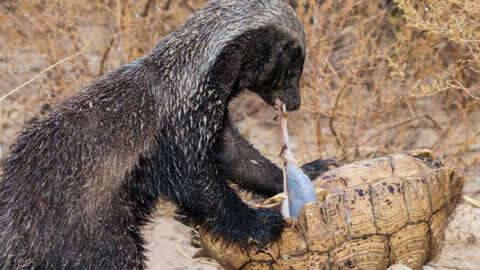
left=199, top=150, right=464, bottom=270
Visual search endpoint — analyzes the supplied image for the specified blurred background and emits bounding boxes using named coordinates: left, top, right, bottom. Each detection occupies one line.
left=0, top=0, right=479, bottom=269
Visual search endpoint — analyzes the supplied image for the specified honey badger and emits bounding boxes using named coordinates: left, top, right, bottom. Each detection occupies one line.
left=0, top=0, right=334, bottom=269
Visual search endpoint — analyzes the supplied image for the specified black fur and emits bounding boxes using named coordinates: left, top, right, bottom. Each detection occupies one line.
left=0, top=0, right=330, bottom=269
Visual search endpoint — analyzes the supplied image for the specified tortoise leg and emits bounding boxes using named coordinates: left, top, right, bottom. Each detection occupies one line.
left=301, top=159, right=340, bottom=180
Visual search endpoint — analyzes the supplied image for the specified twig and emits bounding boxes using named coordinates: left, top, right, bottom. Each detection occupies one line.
left=337, top=9, right=388, bottom=38
left=447, top=80, right=480, bottom=104
left=340, top=114, right=433, bottom=161
left=68, top=30, right=93, bottom=78
left=362, top=114, right=430, bottom=145
left=162, top=0, right=173, bottom=10
left=424, top=114, right=442, bottom=131
left=432, top=115, right=461, bottom=151
left=141, top=0, right=155, bottom=17
left=329, top=79, right=352, bottom=148
left=322, top=56, right=341, bottom=83
left=0, top=51, right=85, bottom=103
left=98, top=36, right=115, bottom=76
left=462, top=195, right=480, bottom=208
left=181, top=0, right=196, bottom=12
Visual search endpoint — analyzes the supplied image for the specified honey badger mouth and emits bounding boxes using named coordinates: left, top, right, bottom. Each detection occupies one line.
left=259, top=89, right=301, bottom=112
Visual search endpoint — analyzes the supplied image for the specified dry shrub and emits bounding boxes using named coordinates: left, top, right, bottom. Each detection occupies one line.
left=290, top=0, right=479, bottom=191
left=0, top=0, right=478, bottom=196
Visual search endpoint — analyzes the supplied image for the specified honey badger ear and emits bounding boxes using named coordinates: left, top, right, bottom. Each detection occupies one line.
left=279, top=0, right=299, bottom=9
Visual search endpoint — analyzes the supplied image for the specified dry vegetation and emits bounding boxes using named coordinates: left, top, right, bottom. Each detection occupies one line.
left=298, top=0, right=479, bottom=174
left=0, top=0, right=479, bottom=268
left=235, top=0, right=480, bottom=198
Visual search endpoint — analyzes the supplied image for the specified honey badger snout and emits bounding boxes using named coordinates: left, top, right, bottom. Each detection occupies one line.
left=269, top=77, right=301, bottom=111
left=258, top=85, right=301, bottom=112
left=258, top=86, right=301, bottom=112
left=279, top=86, right=301, bottom=111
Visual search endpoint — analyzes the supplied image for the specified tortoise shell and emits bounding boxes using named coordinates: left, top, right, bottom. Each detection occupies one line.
left=200, top=150, right=464, bottom=270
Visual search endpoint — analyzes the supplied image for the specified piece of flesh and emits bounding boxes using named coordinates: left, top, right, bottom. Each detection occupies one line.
left=275, top=99, right=317, bottom=218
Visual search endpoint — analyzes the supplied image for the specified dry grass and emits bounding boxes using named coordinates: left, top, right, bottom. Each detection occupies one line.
left=296, top=0, right=480, bottom=189
left=0, top=0, right=478, bottom=193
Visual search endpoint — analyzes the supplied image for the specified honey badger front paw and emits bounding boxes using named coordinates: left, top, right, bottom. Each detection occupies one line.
left=301, top=158, right=340, bottom=180
left=212, top=207, right=285, bottom=249
left=250, top=208, right=285, bottom=244
left=240, top=208, right=285, bottom=248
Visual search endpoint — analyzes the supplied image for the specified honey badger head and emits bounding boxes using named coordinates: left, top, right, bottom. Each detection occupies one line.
left=243, top=28, right=306, bottom=111
left=173, top=0, right=306, bottom=111
left=245, top=0, right=307, bottom=112
left=199, top=0, right=306, bottom=112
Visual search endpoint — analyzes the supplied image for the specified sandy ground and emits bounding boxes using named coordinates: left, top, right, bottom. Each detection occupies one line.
left=144, top=216, right=219, bottom=270
left=428, top=204, right=480, bottom=270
